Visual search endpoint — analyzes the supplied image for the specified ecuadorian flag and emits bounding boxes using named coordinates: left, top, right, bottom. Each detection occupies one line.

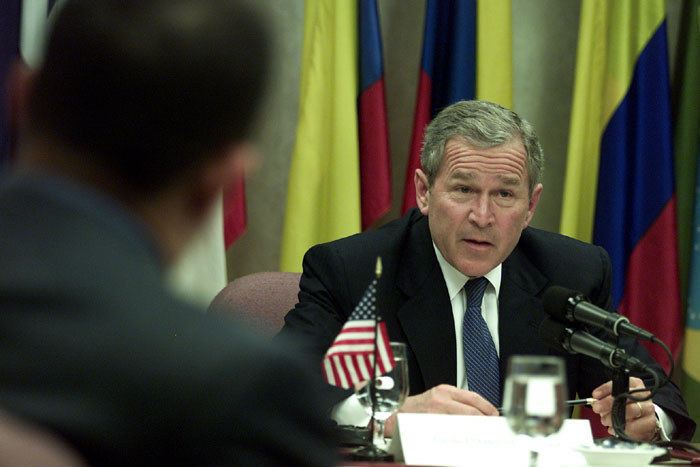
left=280, top=0, right=391, bottom=272
left=561, top=0, right=680, bottom=436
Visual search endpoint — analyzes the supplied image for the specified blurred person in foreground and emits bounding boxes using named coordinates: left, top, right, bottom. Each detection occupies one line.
left=279, top=100, right=695, bottom=442
left=0, top=0, right=336, bottom=465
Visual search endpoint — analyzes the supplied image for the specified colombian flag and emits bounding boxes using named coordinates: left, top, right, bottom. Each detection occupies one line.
left=402, top=0, right=512, bottom=213
left=561, top=0, right=680, bottom=437
left=280, top=0, right=391, bottom=272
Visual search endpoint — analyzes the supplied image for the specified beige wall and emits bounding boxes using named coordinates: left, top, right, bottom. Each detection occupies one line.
left=226, top=0, right=682, bottom=280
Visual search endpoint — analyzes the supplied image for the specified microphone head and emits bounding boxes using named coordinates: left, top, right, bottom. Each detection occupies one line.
left=538, top=317, right=568, bottom=351
left=543, top=285, right=584, bottom=322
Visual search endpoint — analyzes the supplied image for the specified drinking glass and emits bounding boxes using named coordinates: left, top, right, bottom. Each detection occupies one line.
left=502, top=355, right=568, bottom=467
left=355, top=342, right=409, bottom=451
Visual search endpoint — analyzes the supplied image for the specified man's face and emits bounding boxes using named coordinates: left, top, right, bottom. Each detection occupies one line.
left=415, top=138, right=542, bottom=277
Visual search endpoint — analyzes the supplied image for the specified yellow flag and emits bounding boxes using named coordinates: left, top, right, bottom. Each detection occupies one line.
left=560, top=0, right=664, bottom=241
left=476, top=0, right=512, bottom=109
left=280, top=0, right=361, bottom=272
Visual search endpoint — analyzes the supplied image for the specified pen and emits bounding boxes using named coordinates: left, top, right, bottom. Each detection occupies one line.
left=498, top=397, right=597, bottom=413
left=567, top=397, right=597, bottom=407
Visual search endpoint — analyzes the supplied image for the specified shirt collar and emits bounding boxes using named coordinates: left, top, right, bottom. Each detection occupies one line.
left=432, top=243, right=502, bottom=301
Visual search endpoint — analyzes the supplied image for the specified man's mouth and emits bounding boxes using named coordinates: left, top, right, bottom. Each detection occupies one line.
left=464, top=238, right=492, bottom=248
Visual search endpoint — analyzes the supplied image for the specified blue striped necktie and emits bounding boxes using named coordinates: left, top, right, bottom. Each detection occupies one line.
left=462, top=277, right=500, bottom=407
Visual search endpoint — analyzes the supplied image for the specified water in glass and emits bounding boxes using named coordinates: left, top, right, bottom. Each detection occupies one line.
left=503, top=356, right=568, bottom=467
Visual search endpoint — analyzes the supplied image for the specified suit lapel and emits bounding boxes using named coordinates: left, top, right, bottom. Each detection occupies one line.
left=498, top=240, right=551, bottom=380
left=395, top=216, right=457, bottom=391
left=390, top=219, right=555, bottom=394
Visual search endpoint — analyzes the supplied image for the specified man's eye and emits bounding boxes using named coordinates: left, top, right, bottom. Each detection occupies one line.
left=459, top=187, right=471, bottom=194
left=499, top=191, right=512, bottom=198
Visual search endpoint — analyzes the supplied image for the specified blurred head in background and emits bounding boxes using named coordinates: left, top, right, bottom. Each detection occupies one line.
left=7, top=0, right=269, bottom=262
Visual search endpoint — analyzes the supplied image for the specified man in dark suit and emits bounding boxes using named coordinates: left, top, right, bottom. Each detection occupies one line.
left=0, top=1, right=336, bottom=465
left=279, top=100, right=695, bottom=441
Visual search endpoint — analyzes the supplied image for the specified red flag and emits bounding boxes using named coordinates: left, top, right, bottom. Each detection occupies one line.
left=358, top=0, right=391, bottom=229
left=321, top=279, right=395, bottom=389
left=223, top=174, right=246, bottom=247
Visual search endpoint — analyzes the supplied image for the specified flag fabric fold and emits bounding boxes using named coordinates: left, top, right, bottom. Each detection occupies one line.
left=401, top=0, right=476, bottom=214
left=322, top=279, right=395, bottom=389
left=280, top=0, right=361, bottom=273
left=475, top=0, right=512, bottom=108
left=402, top=0, right=511, bottom=213
left=562, top=0, right=680, bottom=437
left=281, top=0, right=392, bottom=272
left=358, top=0, right=392, bottom=230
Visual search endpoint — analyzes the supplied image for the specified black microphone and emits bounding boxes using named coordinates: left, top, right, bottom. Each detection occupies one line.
left=543, top=286, right=655, bottom=342
left=538, top=318, right=648, bottom=372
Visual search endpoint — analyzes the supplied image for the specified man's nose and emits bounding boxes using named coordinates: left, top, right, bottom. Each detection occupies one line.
left=467, top=195, right=493, bottom=227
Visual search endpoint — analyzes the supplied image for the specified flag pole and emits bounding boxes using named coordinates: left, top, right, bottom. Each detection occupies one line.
left=348, top=256, right=393, bottom=461
left=369, top=257, right=382, bottom=445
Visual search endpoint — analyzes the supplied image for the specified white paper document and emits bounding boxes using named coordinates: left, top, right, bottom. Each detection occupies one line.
left=389, top=414, right=593, bottom=466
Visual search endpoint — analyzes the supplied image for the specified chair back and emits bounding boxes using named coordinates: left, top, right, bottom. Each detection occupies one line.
left=208, top=271, right=302, bottom=335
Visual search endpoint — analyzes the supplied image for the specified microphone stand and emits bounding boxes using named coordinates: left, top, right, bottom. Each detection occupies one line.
left=350, top=257, right=393, bottom=461
left=611, top=366, right=630, bottom=436
left=606, top=331, right=640, bottom=443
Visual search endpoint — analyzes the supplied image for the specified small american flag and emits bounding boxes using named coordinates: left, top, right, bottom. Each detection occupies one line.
left=321, top=278, right=395, bottom=389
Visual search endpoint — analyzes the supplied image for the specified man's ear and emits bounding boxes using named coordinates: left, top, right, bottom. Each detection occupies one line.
left=194, top=142, right=259, bottom=213
left=523, top=183, right=543, bottom=228
left=6, top=60, right=34, bottom=134
left=414, top=169, right=431, bottom=215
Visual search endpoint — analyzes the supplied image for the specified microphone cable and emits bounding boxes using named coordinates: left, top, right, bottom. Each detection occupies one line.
left=608, top=336, right=700, bottom=455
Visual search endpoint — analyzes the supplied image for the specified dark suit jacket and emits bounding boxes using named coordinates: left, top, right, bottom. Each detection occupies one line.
left=0, top=175, right=337, bottom=466
left=280, top=208, right=695, bottom=440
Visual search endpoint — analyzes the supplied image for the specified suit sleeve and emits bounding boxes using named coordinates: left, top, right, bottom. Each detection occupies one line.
left=188, top=334, right=340, bottom=466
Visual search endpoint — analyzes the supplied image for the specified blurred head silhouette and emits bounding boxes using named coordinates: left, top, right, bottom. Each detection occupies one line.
left=7, top=0, right=269, bottom=262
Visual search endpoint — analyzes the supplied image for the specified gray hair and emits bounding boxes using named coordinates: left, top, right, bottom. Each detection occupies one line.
left=420, top=100, right=544, bottom=196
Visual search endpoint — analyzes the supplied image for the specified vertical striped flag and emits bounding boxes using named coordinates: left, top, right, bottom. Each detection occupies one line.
left=401, top=0, right=512, bottom=213
left=561, top=0, right=679, bottom=437
left=358, top=0, right=392, bottom=230
left=321, top=278, right=394, bottom=389
left=677, top=0, right=700, bottom=443
left=402, top=0, right=476, bottom=213
left=281, top=0, right=391, bottom=272
left=280, top=0, right=360, bottom=273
